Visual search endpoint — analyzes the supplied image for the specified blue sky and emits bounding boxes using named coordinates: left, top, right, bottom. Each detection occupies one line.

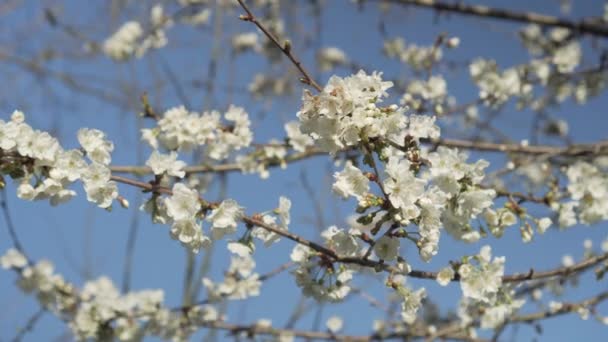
left=1, top=1, right=607, bottom=341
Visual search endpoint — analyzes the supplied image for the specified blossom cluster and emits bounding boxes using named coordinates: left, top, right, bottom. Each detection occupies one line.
left=290, top=226, right=360, bottom=302
left=440, top=246, right=526, bottom=329
left=1, top=248, right=221, bottom=341
left=519, top=25, right=581, bottom=73
left=557, top=159, right=608, bottom=226
left=141, top=182, right=246, bottom=253
left=470, top=58, right=533, bottom=107
left=103, top=5, right=172, bottom=61
left=383, top=37, right=443, bottom=71
left=0, top=111, right=118, bottom=209
left=297, top=70, right=403, bottom=153
left=401, top=75, right=450, bottom=115
left=142, top=105, right=252, bottom=160
left=202, top=244, right=261, bottom=300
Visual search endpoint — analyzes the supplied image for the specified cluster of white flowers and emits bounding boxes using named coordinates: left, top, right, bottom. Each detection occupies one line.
left=146, top=150, right=186, bottom=178
left=207, top=198, right=244, bottom=240
left=514, top=157, right=553, bottom=187
left=458, top=246, right=504, bottom=303
left=71, top=277, right=165, bottom=340
left=177, top=0, right=212, bottom=26
left=332, top=161, right=370, bottom=204
left=401, top=75, right=449, bottom=114
left=1, top=111, right=118, bottom=209
left=145, top=181, right=246, bottom=252
left=383, top=38, right=442, bottom=71
left=456, top=246, right=525, bottom=329
left=321, top=225, right=362, bottom=258
left=1, top=249, right=221, bottom=341
left=514, top=25, right=606, bottom=107
left=290, top=229, right=356, bottom=302
left=142, top=105, right=252, bottom=160
left=470, top=58, right=532, bottom=107
left=248, top=73, right=292, bottom=98
left=317, top=47, right=349, bottom=72
left=390, top=275, right=427, bottom=324
left=383, top=157, right=428, bottom=223
left=306, top=70, right=496, bottom=262
left=425, top=147, right=495, bottom=244
left=519, top=25, right=581, bottom=73
left=103, top=21, right=143, bottom=61
left=557, top=159, right=608, bottom=226
left=251, top=196, right=291, bottom=246
left=297, top=70, right=406, bottom=153
left=103, top=5, right=171, bottom=61
left=232, top=32, right=259, bottom=53
left=202, top=245, right=261, bottom=300
left=373, top=235, right=400, bottom=261
left=483, top=207, right=518, bottom=237
left=284, top=121, right=314, bottom=152
left=235, top=140, right=287, bottom=179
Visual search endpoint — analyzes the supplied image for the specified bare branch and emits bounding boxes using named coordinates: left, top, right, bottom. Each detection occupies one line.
left=235, top=0, right=323, bottom=91
left=387, top=0, right=608, bottom=38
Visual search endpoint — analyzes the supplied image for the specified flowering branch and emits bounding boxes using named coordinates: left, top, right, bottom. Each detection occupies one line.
left=110, top=137, right=608, bottom=176
left=510, top=291, right=608, bottom=323
left=109, top=173, right=608, bottom=284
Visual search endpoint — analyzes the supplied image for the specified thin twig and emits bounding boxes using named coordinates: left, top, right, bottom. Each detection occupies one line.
left=12, top=308, right=45, bottom=342
left=110, top=138, right=608, bottom=176
left=1, top=189, right=26, bottom=257
left=235, top=0, right=323, bottom=91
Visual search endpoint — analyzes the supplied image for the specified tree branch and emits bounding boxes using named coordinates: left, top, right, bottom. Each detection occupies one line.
left=236, top=0, right=323, bottom=91
left=109, top=174, right=608, bottom=284
left=386, top=0, right=608, bottom=38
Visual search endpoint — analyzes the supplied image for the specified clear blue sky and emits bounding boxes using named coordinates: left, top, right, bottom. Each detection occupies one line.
left=1, top=1, right=607, bottom=341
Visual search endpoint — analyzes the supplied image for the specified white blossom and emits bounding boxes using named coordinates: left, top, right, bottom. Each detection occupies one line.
left=458, top=246, right=504, bottom=303
left=0, top=248, right=28, bottom=269
left=317, top=47, right=348, bottom=71
left=103, top=21, right=143, bottom=61
left=232, top=32, right=259, bottom=53
left=374, top=236, right=400, bottom=261
left=82, top=163, right=118, bottom=208
left=78, top=128, right=114, bottom=165
left=326, top=316, right=343, bottom=333
left=165, top=183, right=200, bottom=222
left=332, top=162, right=369, bottom=201
left=436, top=266, right=454, bottom=286
left=285, top=121, right=313, bottom=152
left=146, top=150, right=186, bottom=178
left=207, top=199, right=243, bottom=240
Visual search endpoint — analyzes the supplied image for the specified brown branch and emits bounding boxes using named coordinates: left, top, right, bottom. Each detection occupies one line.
left=235, top=0, right=323, bottom=91
left=511, top=290, right=608, bottom=323
left=501, top=253, right=608, bottom=282
left=110, top=147, right=330, bottom=175
left=387, top=0, right=608, bottom=38
left=192, top=319, right=485, bottom=341
left=429, top=138, right=608, bottom=157
left=110, top=138, right=608, bottom=176
left=109, top=174, right=608, bottom=284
